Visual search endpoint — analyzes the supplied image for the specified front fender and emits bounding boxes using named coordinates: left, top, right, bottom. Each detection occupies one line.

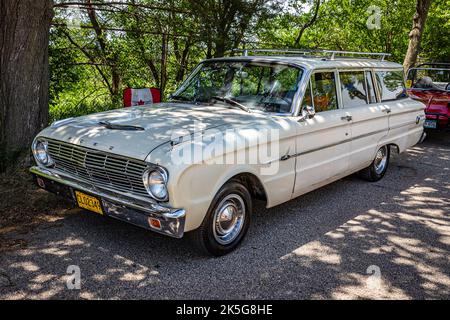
left=146, top=117, right=298, bottom=232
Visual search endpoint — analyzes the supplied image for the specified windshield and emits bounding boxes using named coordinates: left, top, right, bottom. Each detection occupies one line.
left=171, top=60, right=304, bottom=114
left=407, top=67, right=450, bottom=91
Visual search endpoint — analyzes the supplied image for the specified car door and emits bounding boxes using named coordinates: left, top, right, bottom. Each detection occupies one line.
left=292, top=70, right=352, bottom=198
left=338, top=69, right=390, bottom=170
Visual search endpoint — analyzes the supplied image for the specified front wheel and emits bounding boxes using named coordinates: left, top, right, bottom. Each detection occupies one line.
left=358, top=145, right=390, bottom=182
left=190, top=181, right=252, bottom=257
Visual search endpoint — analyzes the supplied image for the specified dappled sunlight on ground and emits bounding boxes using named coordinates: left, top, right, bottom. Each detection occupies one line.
left=0, top=132, right=449, bottom=299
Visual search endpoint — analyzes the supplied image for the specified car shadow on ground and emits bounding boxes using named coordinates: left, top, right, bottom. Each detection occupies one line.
left=0, top=132, right=449, bottom=299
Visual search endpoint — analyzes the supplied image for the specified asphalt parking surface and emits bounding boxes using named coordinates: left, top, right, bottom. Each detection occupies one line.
left=1, top=132, right=449, bottom=300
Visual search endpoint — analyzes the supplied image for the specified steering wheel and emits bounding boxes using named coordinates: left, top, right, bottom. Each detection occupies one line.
left=445, top=83, right=450, bottom=91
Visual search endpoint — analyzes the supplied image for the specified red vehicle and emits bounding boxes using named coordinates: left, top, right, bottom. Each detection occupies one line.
left=407, top=63, right=450, bottom=130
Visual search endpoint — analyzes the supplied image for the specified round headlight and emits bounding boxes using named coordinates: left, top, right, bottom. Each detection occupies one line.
left=143, top=168, right=168, bottom=201
left=32, top=139, right=54, bottom=167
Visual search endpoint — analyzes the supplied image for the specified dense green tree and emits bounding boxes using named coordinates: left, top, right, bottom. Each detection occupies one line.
left=45, top=0, right=450, bottom=123
left=421, top=0, right=450, bottom=62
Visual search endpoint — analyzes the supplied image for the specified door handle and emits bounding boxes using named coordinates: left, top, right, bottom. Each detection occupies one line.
left=341, top=115, right=352, bottom=121
left=382, top=107, right=392, bottom=113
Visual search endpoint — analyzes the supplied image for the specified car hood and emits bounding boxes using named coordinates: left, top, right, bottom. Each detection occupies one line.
left=38, top=103, right=266, bottom=161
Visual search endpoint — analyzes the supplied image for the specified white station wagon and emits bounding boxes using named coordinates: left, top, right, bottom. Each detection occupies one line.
left=31, top=49, right=426, bottom=256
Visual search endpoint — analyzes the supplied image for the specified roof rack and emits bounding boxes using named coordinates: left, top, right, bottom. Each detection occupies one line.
left=232, top=48, right=392, bottom=61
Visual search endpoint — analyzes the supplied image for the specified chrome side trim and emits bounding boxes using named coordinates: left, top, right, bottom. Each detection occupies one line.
left=352, top=128, right=388, bottom=141
left=297, top=128, right=387, bottom=157
left=389, top=120, right=418, bottom=131
left=297, top=137, right=352, bottom=157
left=267, top=119, right=419, bottom=164
left=288, top=121, right=417, bottom=160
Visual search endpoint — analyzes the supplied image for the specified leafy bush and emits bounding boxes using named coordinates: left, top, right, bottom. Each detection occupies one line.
left=50, top=89, right=121, bottom=123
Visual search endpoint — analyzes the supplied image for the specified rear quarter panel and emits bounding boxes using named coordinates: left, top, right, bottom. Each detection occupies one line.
left=380, top=98, right=425, bottom=153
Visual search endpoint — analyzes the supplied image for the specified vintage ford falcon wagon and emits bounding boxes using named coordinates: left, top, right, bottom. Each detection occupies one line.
left=31, top=49, right=426, bottom=256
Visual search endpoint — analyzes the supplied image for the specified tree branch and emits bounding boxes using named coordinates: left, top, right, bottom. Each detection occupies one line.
left=53, top=1, right=190, bottom=14
left=51, top=23, right=197, bottom=37
left=294, top=0, right=321, bottom=47
left=61, top=29, right=113, bottom=95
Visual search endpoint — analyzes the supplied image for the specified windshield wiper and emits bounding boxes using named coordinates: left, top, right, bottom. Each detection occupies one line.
left=212, top=96, right=251, bottom=113
left=99, top=121, right=145, bottom=131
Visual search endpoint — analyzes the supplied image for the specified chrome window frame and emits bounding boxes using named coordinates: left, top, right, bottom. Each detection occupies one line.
left=335, top=68, right=379, bottom=108
left=296, top=68, right=340, bottom=116
left=373, top=68, right=408, bottom=102
left=337, top=69, right=368, bottom=107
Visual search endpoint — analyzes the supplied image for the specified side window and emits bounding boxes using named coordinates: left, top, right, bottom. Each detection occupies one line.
left=339, top=71, right=368, bottom=107
left=311, top=72, right=338, bottom=112
left=375, top=70, right=408, bottom=102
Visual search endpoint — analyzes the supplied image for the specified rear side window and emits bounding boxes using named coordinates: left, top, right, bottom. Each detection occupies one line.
left=375, top=70, right=407, bottom=102
left=339, top=71, right=368, bottom=107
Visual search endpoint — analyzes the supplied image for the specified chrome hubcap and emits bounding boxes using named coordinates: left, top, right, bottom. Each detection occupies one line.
left=213, top=194, right=246, bottom=245
left=374, top=146, right=388, bottom=174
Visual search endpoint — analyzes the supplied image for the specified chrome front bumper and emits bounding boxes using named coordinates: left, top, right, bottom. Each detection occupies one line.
left=30, top=166, right=186, bottom=238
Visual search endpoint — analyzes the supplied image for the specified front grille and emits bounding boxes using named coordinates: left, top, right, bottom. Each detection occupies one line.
left=46, top=139, right=151, bottom=199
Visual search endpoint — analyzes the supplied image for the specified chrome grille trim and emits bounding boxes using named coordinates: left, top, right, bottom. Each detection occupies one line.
left=46, top=139, right=151, bottom=199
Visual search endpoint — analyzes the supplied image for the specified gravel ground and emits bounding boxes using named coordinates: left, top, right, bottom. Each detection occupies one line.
left=0, top=132, right=449, bottom=300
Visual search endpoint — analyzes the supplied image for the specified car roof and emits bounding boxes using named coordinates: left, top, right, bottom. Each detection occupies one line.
left=206, top=55, right=403, bottom=70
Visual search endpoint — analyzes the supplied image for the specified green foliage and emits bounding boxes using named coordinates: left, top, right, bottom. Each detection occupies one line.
left=258, top=0, right=418, bottom=63
left=422, top=0, right=450, bottom=62
left=50, top=90, right=119, bottom=123
left=49, top=0, right=449, bottom=123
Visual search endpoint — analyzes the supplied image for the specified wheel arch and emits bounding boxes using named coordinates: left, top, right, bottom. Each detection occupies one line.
left=224, top=172, right=268, bottom=206
left=387, top=143, right=400, bottom=154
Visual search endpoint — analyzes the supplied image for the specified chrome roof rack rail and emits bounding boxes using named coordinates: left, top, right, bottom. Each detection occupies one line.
left=232, top=48, right=392, bottom=61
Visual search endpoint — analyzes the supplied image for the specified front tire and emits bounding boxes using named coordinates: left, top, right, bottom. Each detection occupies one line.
left=358, top=145, right=390, bottom=182
left=191, top=181, right=252, bottom=257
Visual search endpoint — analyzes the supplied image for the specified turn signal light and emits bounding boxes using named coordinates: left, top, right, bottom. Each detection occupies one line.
left=148, top=218, right=162, bottom=230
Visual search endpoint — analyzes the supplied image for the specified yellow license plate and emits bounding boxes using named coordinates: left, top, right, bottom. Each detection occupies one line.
left=75, top=191, right=104, bottom=215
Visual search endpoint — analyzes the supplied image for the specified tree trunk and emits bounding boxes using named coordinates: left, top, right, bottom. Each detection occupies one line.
left=0, top=0, right=53, bottom=171
left=403, top=0, right=432, bottom=72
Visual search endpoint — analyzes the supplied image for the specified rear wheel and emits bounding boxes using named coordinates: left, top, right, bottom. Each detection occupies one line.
left=358, top=145, right=390, bottom=182
left=190, top=181, right=252, bottom=257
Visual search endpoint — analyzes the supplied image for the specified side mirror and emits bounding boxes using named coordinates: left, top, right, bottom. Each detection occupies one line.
left=299, top=105, right=316, bottom=122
